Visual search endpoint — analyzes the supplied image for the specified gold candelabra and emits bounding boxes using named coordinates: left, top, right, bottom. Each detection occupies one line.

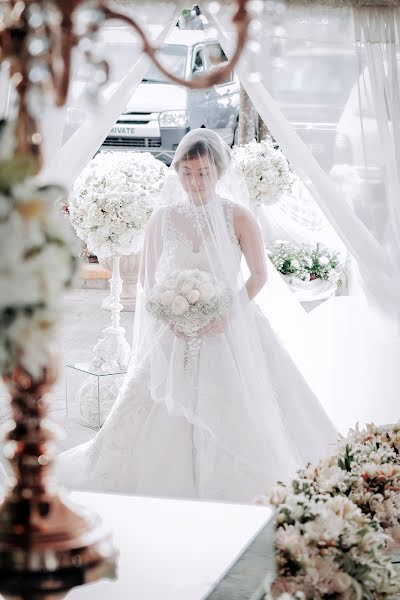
left=0, top=0, right=250, bottom=171
left=0, top=1, right=250, bottom=597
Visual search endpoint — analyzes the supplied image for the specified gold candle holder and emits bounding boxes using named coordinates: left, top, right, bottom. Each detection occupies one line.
left=0, top=361, right=117, bottom=599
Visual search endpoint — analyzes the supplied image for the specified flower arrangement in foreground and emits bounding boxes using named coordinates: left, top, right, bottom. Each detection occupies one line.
left=69, top=151, right=167, bottom=258
left=232, top=139, right=294, bottom=205
left=146, top=269, right=232, bottom=337
left=268, top=241, right=343, bottom=284
left=262, top=423, right=400, bottom=600
left=0, top=120, right=78, bottom=379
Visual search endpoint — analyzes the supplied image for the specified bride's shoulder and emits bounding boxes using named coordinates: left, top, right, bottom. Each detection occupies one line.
left=222, top=200, right=255, bottom=223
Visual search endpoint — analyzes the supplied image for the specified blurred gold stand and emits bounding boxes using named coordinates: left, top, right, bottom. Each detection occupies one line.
left=0, top=364, right=117, bottom=599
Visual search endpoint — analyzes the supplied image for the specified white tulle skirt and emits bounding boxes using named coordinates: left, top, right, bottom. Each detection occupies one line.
left=56, top=302, right=338, bottom=503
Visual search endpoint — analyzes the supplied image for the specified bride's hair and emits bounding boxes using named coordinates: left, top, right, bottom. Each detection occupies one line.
left=172, top=130, right=231, bottom=178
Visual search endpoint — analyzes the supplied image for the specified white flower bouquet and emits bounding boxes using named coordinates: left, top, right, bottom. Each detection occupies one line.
left=265, top=491, right=400, bottom=600
left=69, top=151, right=167, bottom=258
left=232, top=139, right=294, bottom=205
left=146, top=269, right=232, bottom=337
left=268, top=241, right=343, bottom=285
left=0, top=120, right=78, bottom=379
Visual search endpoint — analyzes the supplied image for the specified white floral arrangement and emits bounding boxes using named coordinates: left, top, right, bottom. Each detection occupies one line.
left=78, top=375, right=125, bottom=428
left=268, top=241, right=343, bottom=284
left=259, top=422, right=400, bottom=600
left=264, top=491, right=400, bottom=600
left=69, top=151, right=168, bottom=258
left=232, top=139, right=294, bottom=205
left=146, top=269, right=232, bottom=337
left=297, top=424, right=400, bottom=549
left=0, top=121, right=78, bottom=379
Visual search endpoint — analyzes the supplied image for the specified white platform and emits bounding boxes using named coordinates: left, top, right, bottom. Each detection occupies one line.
left=67, top=491, right=274, bottom=600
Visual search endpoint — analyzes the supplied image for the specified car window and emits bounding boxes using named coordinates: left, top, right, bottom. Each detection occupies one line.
left=205, top=43, right=232, bottom=84
left=274, top=55, right=358, bottom=102
left=192, top=47, right=205, bottom=73
left=143, top=44, right=187, bottom=83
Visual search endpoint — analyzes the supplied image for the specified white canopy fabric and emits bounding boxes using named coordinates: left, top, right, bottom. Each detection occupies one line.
left=2, top=0, right=399, bottom=431
left=39, top=1, right=185, bottom=187
left=204, top=0, right=400, bottom=318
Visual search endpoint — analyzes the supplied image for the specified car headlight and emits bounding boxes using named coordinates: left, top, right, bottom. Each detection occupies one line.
left=159, top=110, right=189, bottom=128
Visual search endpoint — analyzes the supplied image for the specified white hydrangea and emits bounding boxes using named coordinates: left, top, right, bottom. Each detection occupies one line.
left=69, top=151, right=168, bottom=257
left=233, top=139, right=294, bottom=205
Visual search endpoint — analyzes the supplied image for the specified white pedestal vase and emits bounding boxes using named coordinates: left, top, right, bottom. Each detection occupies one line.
left=99, top=254, right=140, bottom=312
left=282, top=275, right=339, bottom=312
left=92, top=255, right=131, bottom=373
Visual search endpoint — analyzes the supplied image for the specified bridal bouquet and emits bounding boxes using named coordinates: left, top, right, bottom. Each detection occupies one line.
left=232, top=139, right=294, bottom=205
left=265, top=491, right=400, bottom=600
left=0, top=119, right=78, bottom=378
left=268, top=241, right=343, bottom=284
left=146, top=269, right=232, bottom=337
left=69, top=151, right=167, bottom=258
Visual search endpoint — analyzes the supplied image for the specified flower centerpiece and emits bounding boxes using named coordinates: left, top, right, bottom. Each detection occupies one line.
left=68, top=151, right=167, bottom=371
left=267, top=241, right=343, bottom=303
left=69, top=151, right=167, bottom=258
left=297, top=423, right=400, bottom=549
left=232, top=139, right=294, bottom=205
left=146, top=269, right=232, bottom=338
left=265, top=491, right=400, bottom=600
left=259, top=423, right=400, bottom=600
left=268, top=241, right=343, bottom=284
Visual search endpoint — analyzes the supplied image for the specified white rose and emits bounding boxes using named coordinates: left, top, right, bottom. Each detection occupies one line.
left=161, top=290, right=175, bottom=307
left=187, top=289, right=200, bottom=305
left=199, top=283, right=216, bottom=302
left=181, top=281, right=194, bottom=295
left=171, top=295, right=190, bottom=316
left=318, top=256, right=330, bottom=266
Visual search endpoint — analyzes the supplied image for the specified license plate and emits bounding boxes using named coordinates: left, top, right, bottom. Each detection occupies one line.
left=110, top=126, right=136, bottom=135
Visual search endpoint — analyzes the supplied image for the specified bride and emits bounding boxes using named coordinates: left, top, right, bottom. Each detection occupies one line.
left=57, top=129, right=337, bottom=502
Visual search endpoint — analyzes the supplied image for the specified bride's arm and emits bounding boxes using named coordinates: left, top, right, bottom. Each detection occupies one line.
left=234, top=206, right=267, bottom=302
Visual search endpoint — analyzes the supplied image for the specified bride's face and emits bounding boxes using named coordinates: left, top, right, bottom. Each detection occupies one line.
left=177, top=153, right=218, bottom=202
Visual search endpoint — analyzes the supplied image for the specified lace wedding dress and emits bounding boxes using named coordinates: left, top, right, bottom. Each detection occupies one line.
left=57, top=195, right=338, bottom=502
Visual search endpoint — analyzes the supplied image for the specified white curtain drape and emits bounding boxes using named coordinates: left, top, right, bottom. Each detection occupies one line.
left=205, top=1, right=400, bottom=316
left=39, top=1, right=184, bottom=187
left=354, top=7, right=400, bottom=262
left=204, top=0, right=400, bottom=432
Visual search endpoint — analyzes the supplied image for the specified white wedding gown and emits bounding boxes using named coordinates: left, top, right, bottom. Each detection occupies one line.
left=57, top=199, right=338, bottom=502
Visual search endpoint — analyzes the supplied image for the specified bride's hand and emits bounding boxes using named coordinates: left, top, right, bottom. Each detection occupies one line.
left=198, top=315, right=229, bottom=337
left=169, top=324, right=189, bottom=340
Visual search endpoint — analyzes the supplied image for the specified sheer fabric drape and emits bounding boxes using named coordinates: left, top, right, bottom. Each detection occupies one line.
left=205, top=0, right=400, bottom=315
left=37, top=2, right=184, bottom=186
